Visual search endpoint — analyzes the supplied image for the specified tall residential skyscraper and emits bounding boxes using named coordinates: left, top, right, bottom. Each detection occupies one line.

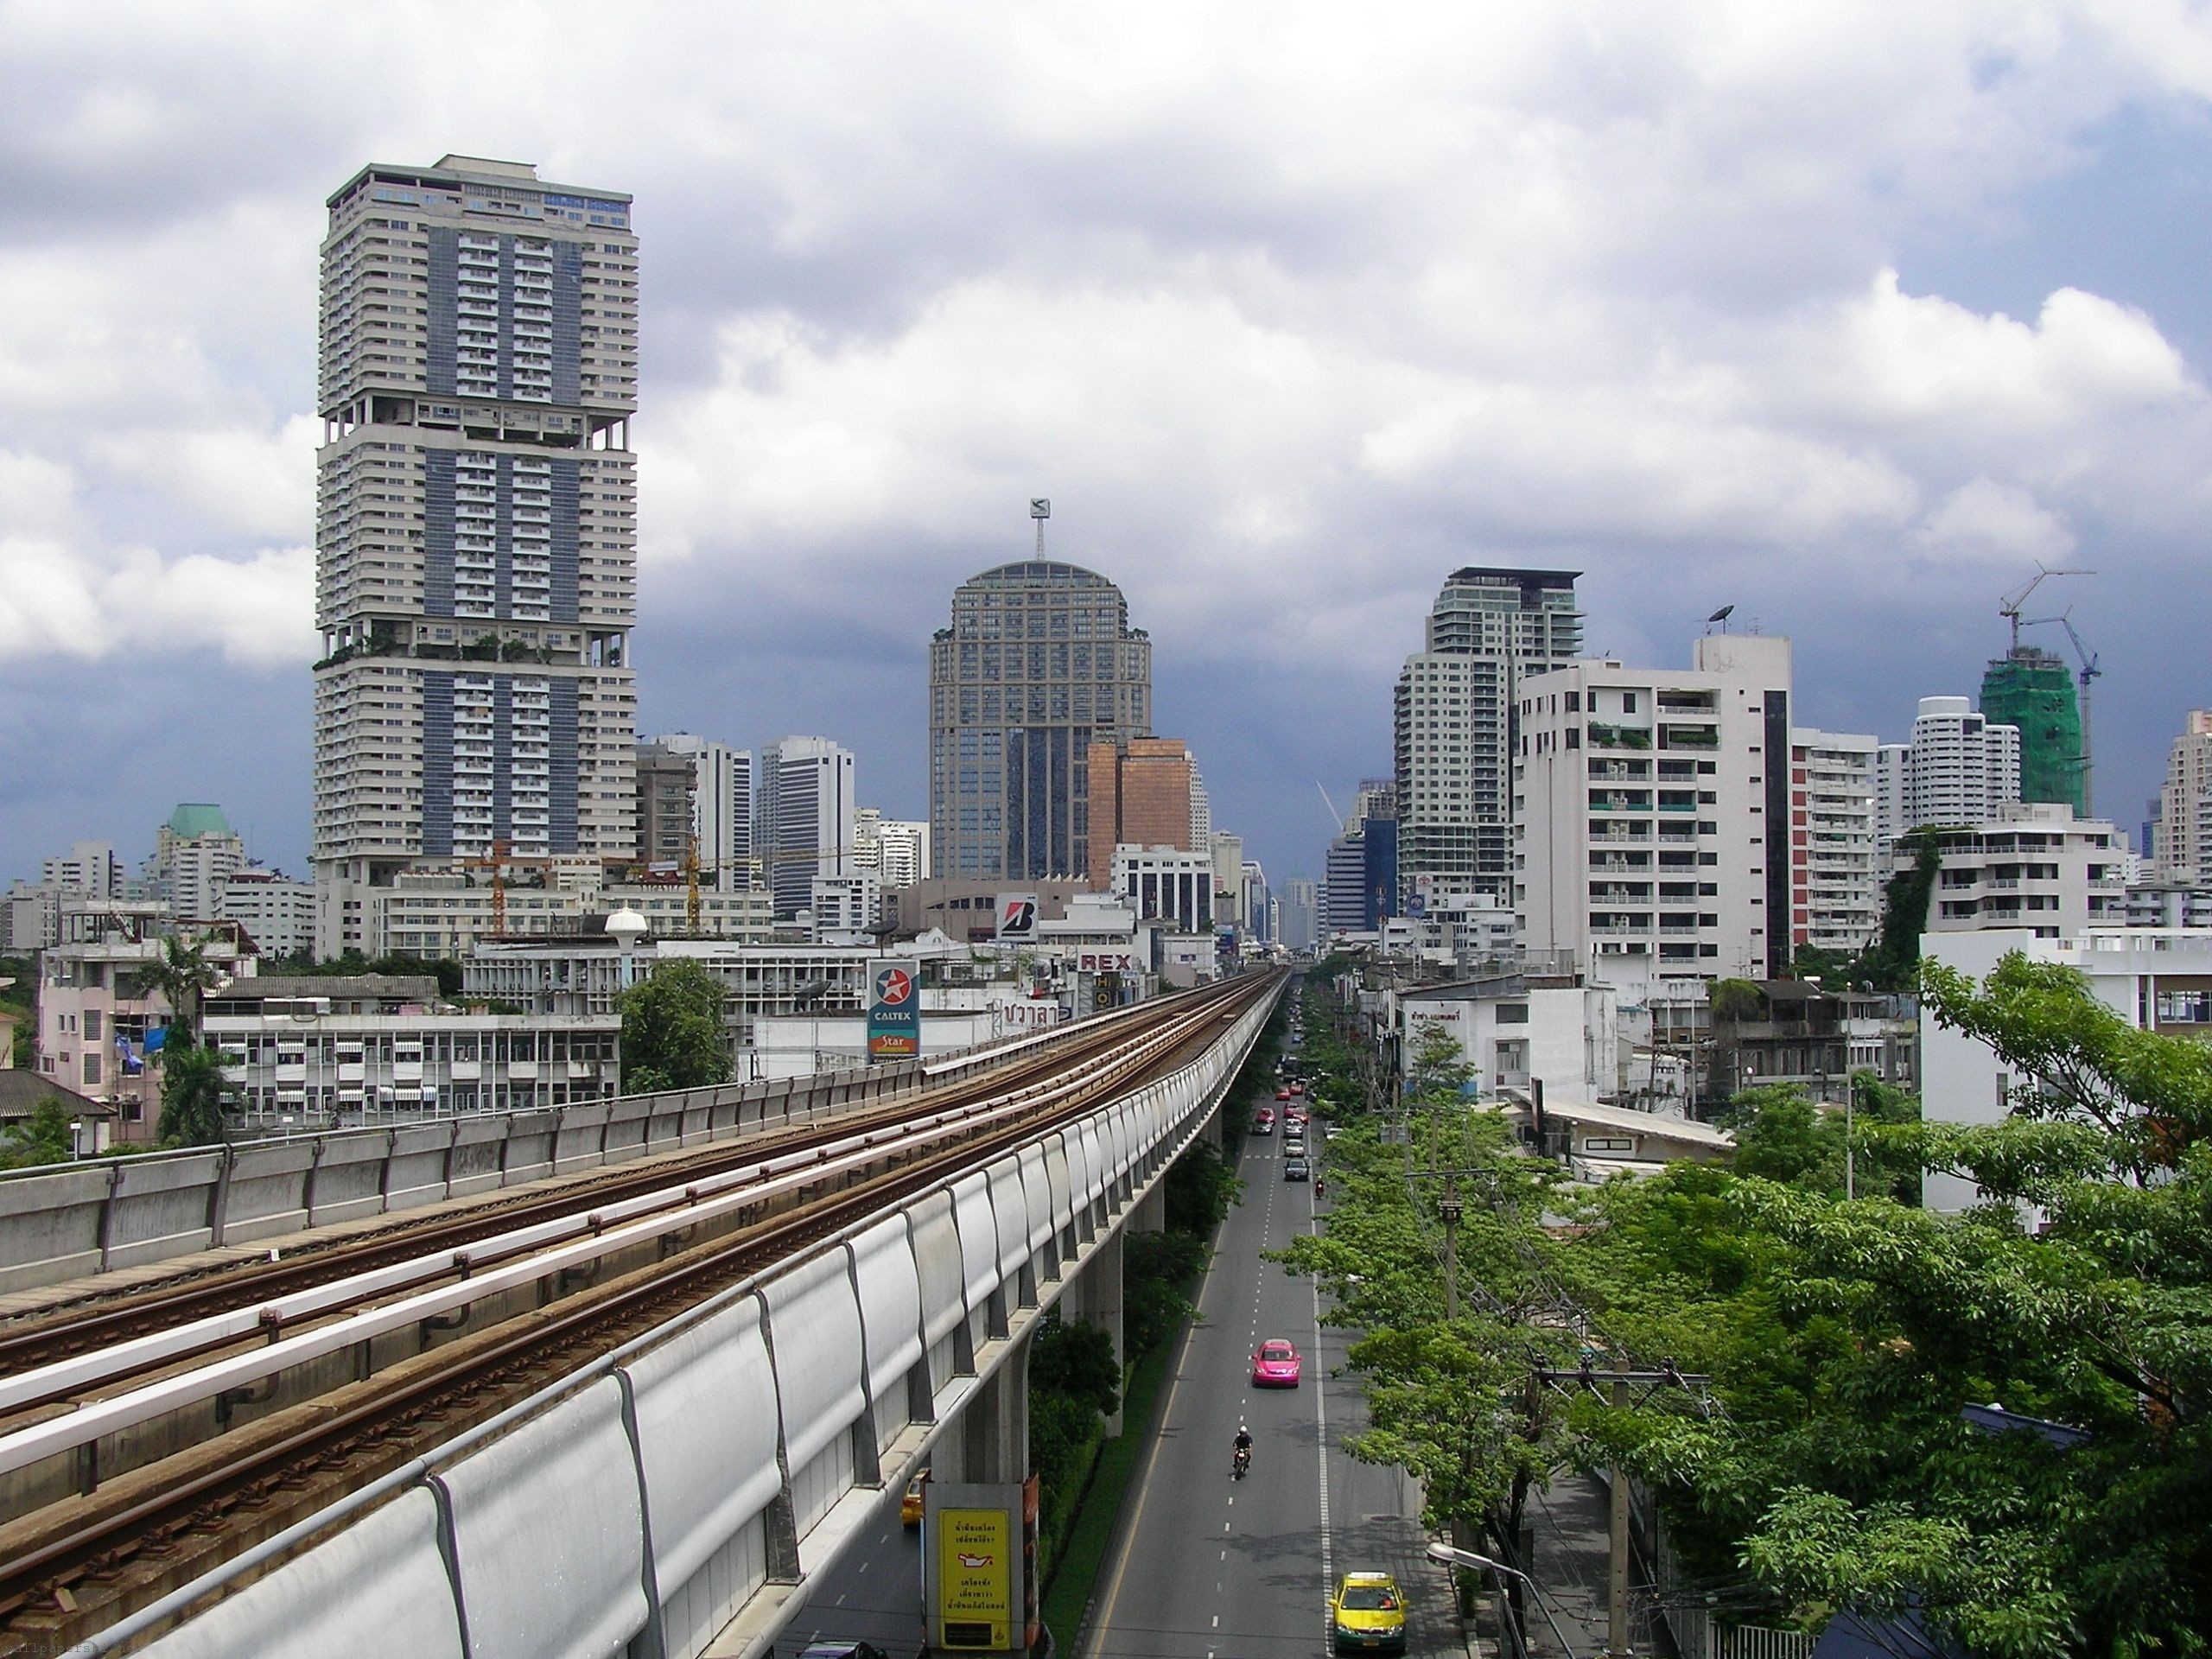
left=2155, top=710, right=2212, bottom=883
left=1395, top=568, right=1582, bottom=906
left=312, top=156, right=639, bottom=948
left=1980, top=649, right=2084, bottom=815
left=150, top=804, right=246, bottom=922
left=1872, top=697, right=2022, bottom=846
left=758, top=737, right=855, bottom=919
left=930, top=559, right=1152, bottom=881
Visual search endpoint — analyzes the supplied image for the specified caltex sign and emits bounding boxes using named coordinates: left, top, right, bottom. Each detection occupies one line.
left=867, top=958, right=921, bottom=1062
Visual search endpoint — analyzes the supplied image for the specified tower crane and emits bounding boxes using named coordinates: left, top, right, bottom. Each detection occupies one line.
left=2023, top=611, right=2103, bottom=816
left=1999, top=563, right=2094, bottom=654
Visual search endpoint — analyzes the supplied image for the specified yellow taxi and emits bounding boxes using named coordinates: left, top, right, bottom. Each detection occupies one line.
left=899, top=1471, right=928, bottom=1529
left=1330, top=1570, right=1407, bottom=1655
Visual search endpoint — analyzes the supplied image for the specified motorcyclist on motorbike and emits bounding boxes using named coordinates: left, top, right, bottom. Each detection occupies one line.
left=1233, top=1424, right=1254, bottom=1476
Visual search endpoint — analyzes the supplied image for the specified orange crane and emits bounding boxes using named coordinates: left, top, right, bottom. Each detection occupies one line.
left=459, top=838, right=557, bottom=938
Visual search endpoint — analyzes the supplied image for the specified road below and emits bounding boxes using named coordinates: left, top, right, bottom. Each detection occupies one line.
left=1078, top=1124, right=1461, bottom=1659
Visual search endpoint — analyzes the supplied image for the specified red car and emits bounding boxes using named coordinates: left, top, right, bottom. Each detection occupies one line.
left=1275, top=1086, right=1294, bottom=1101
left=1253, top=1107, right=1276, bottom=1135
left=1284, top=1105, right=1309, bottom=1125
left=1251, top=1338, right=1303, bottom=1388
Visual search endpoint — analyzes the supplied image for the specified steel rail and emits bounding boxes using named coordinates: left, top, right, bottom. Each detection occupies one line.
left=0, top=971, right=1277, bottom=1634
left=0, top=985, right=1192, bottom=1373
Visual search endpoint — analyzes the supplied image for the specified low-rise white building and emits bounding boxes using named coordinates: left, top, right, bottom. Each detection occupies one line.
left=1920, top=928, right=2212, bottom=1211
left=1110, top=844, right=1217, bottom=935
left=1396, top=969, right=1621, bottom=1102
left=219, top=869, right=316, bottom=958
left=1919, top=802, right=2125, bottom=940
left=204, top=975, right=620, bottom=1126
left=331, top=862, right=775, bottom=960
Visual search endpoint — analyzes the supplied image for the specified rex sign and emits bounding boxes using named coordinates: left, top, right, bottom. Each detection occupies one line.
left=866, top=958, right=921, bottom=1062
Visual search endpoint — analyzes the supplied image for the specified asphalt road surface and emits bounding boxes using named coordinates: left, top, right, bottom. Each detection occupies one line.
left=1078, top=1127, right=1461, bottom=1659
left=788, top=1116, right=1463, bottom=1659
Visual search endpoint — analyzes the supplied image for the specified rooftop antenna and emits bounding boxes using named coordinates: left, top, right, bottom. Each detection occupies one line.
left=1706, top=604, right=1734, bottom=635
left=1999, top=562, right=2093, bottom=654
left=1029, top=497, right=1050, bottom=556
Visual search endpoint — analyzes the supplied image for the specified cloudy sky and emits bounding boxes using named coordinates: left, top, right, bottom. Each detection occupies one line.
left=3, top=1, right=2210, bottom=889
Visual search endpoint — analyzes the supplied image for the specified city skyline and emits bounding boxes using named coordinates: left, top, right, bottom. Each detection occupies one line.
left=4, top=7, right=2211, bottom=890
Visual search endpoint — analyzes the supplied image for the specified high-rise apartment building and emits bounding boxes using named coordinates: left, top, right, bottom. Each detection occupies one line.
left=1872, top=697, right=2022, bottom=846
left=930, top=560, right=1152, bottom=882
left=652, top=734, right=753, bottom=889
left=312, top=156, right=639, bottom=952
left=1980, top=649, right=2084, bottom=815
left=1087, top=737, right=1195, bottom=887
left=1789, top=728, right=1879, bottom=953
left=1516, top=633, right=1792, bottom=988
left=2154, top=710, right=2212, bottom=884
left=633, top=741, right=694, bottom=870
left=1395, top=569, right=1582, bottom=906
left=758, top=737, right=855, bottom=919
left=1279, top=877, right=1319, bottom=953
left=1189, top=766, right=1211, bottom=851
left=151, top=804, right=246, bottom=922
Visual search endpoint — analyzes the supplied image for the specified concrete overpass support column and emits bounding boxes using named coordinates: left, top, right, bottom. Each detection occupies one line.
left=960, top=1325, right=1033, bottom=1484
left=1069, top=1228, right=1127, bottom=1437
left=1129, top=1179, right=1166, bottom=1236
left=1198, top=1098, right=1224, bottom=1150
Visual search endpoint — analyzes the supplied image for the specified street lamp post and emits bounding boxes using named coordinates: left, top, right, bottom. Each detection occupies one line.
left=1424, top=1542, right=1583, bottom=1657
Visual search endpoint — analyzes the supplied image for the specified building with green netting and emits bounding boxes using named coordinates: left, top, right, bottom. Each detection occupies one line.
left=1980, top=649, right=2084, bottom=814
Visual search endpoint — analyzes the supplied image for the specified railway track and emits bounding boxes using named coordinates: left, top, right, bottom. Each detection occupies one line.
left=0, top=982, right=1187, bottom=1378
left=0, top=970, right=1280, bottom=1654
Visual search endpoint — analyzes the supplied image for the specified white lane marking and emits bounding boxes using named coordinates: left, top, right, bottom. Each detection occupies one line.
left=1224, top=1521, right=1231, bottom=1532
left=1313, top=1182, right=1334, bottom=1635
left=1212, top=1615, right=1220, bottom=1629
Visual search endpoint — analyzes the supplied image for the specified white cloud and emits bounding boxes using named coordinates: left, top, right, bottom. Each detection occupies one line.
left=1911, top=477, right=2076, bottom=565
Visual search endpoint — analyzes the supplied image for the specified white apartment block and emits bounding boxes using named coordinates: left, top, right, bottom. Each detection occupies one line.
left=2124, top=881, right=2212, bottom=929
left=313, top=156, right=639, bottom=953
left=654, top=733, right=753, bottom=889
left=204, top=976, right=619, bottom=1125
left=41, top=842, right=124, bottom=900
left=1110, top=845, right=1217, bottom=934
left=1789, top=728, right=1880, bottom=953
left=1395, top=568, right=1583, bottom=906
left=851, top=810, right=930, bottom=889
left=1919, top=802, right=2125, bottom=939
left=808, top=874, right=882, bottom=941
left=1188, top=768, right=1211, bottom=850
left=366, top=869, right=772, bottom=960
left=150, top=804, right=246, bottom=921
left=1396, top=970, right=1619, bottom=1102
left=1920, top=928, right=2212, bottom=1211
left=1211, top=833, right=1246, bottom=929
left=758, top=737, right=856, bottom=920
left=219, top=870, right=316, bottom=958
left=1872, top=696, right=2022, bottom=846
left=1516, top=633, right=1793, bottom=993
left=2154, top=709, right=2212, bottom=882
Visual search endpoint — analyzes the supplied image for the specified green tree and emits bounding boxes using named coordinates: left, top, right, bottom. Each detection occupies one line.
left=618, top=959, right=732, bottom=1095
left=1567, top=950, right=2212, bottom=1653
left=144, top=935, right=223, bottom=1044
left=0, top=1100, right=77, bottom=1169
left=1030, top=1316, right=1121, bottom=1419
left=157, top=1040, right=240, bottom=1147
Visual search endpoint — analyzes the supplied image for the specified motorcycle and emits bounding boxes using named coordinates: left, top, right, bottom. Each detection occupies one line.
left=1232, top=1443, right=1252, bottom=1480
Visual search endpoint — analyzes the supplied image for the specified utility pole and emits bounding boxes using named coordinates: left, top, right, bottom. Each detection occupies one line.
left=1439, top=1175, right=1462, bottom=1320
left=1535, top=1364, right=1715, bottom=1659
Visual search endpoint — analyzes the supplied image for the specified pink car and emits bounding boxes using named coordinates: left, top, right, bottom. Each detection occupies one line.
left=1251, top=1338, right=1303, bottom=1388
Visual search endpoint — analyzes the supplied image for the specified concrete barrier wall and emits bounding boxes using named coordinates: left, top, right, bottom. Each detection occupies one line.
left=0, top=1053, right=941, bottom=1296
left=131, top=980, right=1281, bottom=1659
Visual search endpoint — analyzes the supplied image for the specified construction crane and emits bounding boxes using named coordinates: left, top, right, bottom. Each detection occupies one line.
left=2024, top=611, right=2103, bottom=815
left=1999, top=562, right=2094, bottom=654
left=459, top=838, right=557, bottom=938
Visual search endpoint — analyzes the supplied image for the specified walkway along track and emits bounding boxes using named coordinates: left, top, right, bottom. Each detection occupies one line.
left=0, top=983, right=1195, bottom=1377
left=0, top=971, right=1280, bottom=1655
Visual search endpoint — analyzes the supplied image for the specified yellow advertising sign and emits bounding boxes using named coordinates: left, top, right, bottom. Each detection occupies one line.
left=936, top=1505, right=1014, bottom=1649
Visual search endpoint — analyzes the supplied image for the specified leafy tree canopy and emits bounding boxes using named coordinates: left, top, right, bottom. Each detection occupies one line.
left=618, top=959, right=732, bottom=1095
left=157, top=1039, right=239, bottom=1147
